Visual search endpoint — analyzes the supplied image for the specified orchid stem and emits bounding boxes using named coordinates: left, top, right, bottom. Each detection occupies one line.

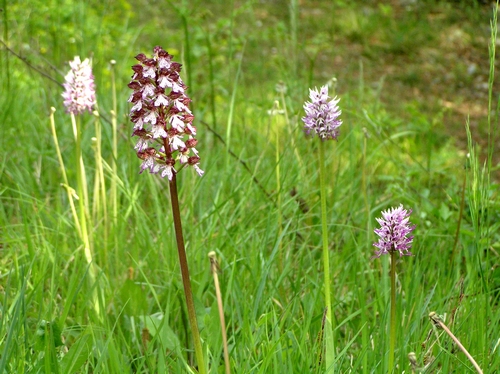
left=49, top=108, right=82, bottom=239
left=169, top=174, right=206, bottom=374
left=389, top=251, right=397, bottom=373
left=73, top=113, right=101, bottom=321
left=319, top=140, right=335, bottom=372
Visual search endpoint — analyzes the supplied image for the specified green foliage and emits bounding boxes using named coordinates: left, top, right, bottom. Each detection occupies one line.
left=1, top=0, right=499, bottom=373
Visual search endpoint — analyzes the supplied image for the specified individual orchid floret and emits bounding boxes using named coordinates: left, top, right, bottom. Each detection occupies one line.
left=62, top=56, right=96, bottom=115
left=128, top=46, right=203, bottom=180
left=373, top=204, right=416, bottom=258
left=302, top=85, right=342, bottom=140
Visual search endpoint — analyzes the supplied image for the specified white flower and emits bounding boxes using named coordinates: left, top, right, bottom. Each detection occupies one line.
left=62, top=56, right=96, bottom=115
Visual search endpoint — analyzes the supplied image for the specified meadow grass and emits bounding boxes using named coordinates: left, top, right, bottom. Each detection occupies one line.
left=1, top=1, right=499, bottom=373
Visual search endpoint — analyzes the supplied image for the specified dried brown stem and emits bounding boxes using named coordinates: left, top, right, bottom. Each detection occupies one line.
left=429, top=312, right=483, bottom=374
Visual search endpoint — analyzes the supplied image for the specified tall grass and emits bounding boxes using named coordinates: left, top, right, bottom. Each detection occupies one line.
left=1, top=0, right=499, bottom=373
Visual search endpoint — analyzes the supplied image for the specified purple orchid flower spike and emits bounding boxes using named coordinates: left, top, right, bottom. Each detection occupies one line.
left=128, top=46, right=203, bottom=180
left=302, top=85, right=342, bottom=141
left=373, top=204, right=416, bottom=258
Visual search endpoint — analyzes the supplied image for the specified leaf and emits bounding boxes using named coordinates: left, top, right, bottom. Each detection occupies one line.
left=36, top=320, right=64, bottom=348
left=120, top=279, right=148, bottom=316
left=60, top=334, right=92, bottom=374
left=439, top=203, right=452, bottom=222
left=140, top=313, right=181, bottom=352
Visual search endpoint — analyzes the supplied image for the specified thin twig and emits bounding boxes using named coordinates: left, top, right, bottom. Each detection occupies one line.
left=429, top=312, right=483, bottom=374
left=0, top=38, right=62, bottom=86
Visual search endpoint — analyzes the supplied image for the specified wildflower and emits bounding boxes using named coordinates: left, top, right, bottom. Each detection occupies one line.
left=128, top=46, right=203, bottom=180
left=373, top=204, right=416, bottom=258
left=302, top=85, right=342, bottom=140
left=62, top=56, right=96, bottom=115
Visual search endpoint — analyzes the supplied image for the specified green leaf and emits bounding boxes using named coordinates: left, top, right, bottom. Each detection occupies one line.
left=139, top=313, right=181, bottom=352
left=439, top=203, right=452, bottom=222
left=120, top=279, right=148, bottom=316
left=60, top=334, right=92, bottom=374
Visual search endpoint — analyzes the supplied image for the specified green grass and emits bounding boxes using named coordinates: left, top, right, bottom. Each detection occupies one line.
left=1, top=0, right=499, bottom=373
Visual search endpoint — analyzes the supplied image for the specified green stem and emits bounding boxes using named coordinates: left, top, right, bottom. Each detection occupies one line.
left=93, top=113, right=108, bottom=269
left=388, top=251, right=397, bottom=373
left=274, top=101, right=283, bottom=273
left=49, top=108, right=82, bottom=238
left=110, top=60, right=118, bottom=221
left=73, top=114, right=91, bottom=262
left=361, top=132, right=369, bottom=374
left=169, top=175, right=206, bottom=374
left=204, top=31, right=217, bottom=132
left=225, top=42, right=244, bottom=168
left=110, top=60, right=119, bottom=275
left=2, top=0, right=10, bottom=91
left=74, top=113, right=101, bottom=320
left=319, top=141, right=334, bottom=372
